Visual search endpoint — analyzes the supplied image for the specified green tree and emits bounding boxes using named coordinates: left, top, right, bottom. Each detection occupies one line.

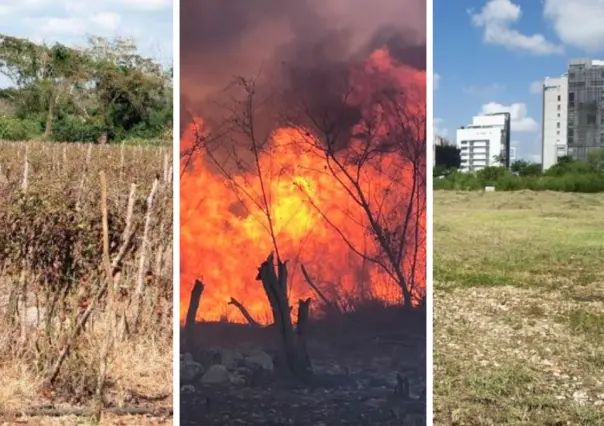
left=476, top=166, right=507, bottom=184
left=587, top=148, right=604, bottom=171
left=0, top=33, right=172, bottom=143
left=511, top=159, right=542, bottom=177
left=434, top=141, right=461, bottom=170
left=0, top=35, right=92, bottom=136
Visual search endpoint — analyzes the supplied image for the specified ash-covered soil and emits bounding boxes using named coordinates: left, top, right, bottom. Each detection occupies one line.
left=180, top=306, right=426, bottom=426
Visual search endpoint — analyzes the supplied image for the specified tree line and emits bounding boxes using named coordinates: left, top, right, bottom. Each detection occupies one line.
left=0, top=34, right=172, bottom=143
left=434, top=139, right=604, bottom=193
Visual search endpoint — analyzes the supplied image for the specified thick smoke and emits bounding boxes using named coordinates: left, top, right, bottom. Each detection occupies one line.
left=180, top=0, right=426, bottom=135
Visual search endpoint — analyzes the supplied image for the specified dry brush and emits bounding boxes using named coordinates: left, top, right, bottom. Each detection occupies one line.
left=0, top=140, right=173, bottom=418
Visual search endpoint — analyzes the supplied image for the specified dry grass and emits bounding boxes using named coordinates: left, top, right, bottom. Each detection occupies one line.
left=0, top=140, right=173, bottom=424
left=434, top=190, right=604, bottom=425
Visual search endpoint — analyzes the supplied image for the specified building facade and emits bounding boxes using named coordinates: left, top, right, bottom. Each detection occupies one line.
left=541, top=59, right=604, bottom=169
left=456, top=113, right=511, bottom=172
left=566, top=59, right=604, bottom=162
left=541, top=76, right=568, bottom=171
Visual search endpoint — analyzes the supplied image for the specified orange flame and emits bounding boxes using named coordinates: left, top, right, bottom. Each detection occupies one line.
left=180, top=48, right=426, bottom=323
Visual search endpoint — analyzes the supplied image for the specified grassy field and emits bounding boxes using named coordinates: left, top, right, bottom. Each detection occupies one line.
left=0, top=140, right=173, bottom=424
left=434, top=191, right=604, bottom=425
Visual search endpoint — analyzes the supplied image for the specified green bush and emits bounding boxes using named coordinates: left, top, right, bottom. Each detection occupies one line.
left=434, top=170, right=482, bottom=191
left=476, top=166, right=507, bottom=185
left=435, top=156, right=604, bottom=193
left=51, top=115, right=104, bottom=142
left=0, top=115, right=42, bottom=140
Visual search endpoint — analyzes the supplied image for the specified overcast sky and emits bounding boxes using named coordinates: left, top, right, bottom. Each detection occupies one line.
left=0, top=0, right=173, bottom=87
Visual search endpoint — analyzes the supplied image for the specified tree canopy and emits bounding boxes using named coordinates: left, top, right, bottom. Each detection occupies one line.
left=433, top=139, right=461, bottom=177
left=0, top=34, right=172, bottom=143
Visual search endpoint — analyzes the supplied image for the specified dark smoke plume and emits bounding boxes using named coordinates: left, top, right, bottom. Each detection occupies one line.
left=180, top=0, right=426, bottom=135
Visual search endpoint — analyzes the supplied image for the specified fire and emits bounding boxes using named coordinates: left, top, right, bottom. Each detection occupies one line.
left=180, top=48, right=426, bottom=323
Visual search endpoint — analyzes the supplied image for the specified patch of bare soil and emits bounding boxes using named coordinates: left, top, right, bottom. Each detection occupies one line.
left=1, top=411, right=172, bottom=425
left=180, top=306, right=426, bottom=425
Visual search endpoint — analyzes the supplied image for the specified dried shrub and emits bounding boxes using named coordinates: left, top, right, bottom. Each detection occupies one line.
left=0, top=140, right=173, bottom=407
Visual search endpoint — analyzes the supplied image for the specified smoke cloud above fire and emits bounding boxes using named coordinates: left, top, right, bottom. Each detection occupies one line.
left=180, top=0, right=426, bottom=130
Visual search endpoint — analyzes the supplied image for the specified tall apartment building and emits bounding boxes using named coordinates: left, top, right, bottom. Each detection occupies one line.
left=567, top=59, right=604, bottom=161
left=541, top=76, right=568, bottom=170
left=456, top=113, right=511, bottom=172
left=541, top=59, right=604, bottom=169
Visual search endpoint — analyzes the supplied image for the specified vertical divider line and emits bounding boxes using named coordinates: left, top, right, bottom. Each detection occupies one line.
left=172, top=0, right=181, bottom=423
left=425, top=0, right=435, bottom=424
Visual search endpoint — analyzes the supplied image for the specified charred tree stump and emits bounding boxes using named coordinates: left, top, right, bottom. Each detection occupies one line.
left=184, top=279, right=204, bottom=353
left=295, top=298, right=312, bottom=373
left=394, top=373, right=410, bottom=399
left=256, top=253, right=312, bottom=379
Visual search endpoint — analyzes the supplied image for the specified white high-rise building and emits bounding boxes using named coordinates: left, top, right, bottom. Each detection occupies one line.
left=456, top=113, right=511, bottom=172
left=541, top=76, right=568, bottom=171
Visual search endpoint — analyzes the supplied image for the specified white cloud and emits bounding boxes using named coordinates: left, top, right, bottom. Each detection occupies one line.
left=469, top=0, right=563, bottom=55
left=37, top=17, right=87, bottom=37
left=544, top=0, right=604, bottom=53
left=529, top=80, right=543, bottom=94
left=480, top=102, right=539, bottom=132
left=29, top=13, right=121, bottom=38
left=434, top=117, right=449, bottom=137
left=434, top=73, right=440, bottom=90
left=110, top=0, right=171, bottom=11
left=0, top=0, right=171, bottom=65
left=91, top=12, right=122, bottom=32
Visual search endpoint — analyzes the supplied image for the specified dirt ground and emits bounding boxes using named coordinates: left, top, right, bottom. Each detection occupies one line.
left=180, top=306, right=426, bottom=425
left=1, top=412, right=172, bottom=425
left=434, top=191, right=604, bottom=425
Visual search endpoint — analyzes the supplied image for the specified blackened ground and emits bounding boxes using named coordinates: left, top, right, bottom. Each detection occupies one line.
left=180, top=304, right=426, bottom=426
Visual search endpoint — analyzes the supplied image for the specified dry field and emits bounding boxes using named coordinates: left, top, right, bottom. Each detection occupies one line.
left=0, top=140, right=173, bottom=424
left=434, top=191, right=604, bottom=425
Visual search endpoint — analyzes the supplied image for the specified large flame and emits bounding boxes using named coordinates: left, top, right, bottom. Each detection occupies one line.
left=180, top=48, right=426, bottom=323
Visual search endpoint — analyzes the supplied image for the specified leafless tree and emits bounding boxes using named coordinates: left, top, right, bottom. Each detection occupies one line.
left=182, top=77, right=312, bottom=379
left=281, top=69, right=426, bottom=307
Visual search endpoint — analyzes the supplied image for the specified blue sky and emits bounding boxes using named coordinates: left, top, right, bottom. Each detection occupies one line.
left=0, top=0, right=172, bottom=87
left=434, top=0, right=604, bottom=162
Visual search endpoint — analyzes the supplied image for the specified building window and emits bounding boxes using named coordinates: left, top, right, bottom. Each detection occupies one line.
left=557, top=95, right=561, bottom=101
left=557, top=122, right=560, bottom=128
left=557, top=104, right=561, bottom=111
left=557, top=131, right=560, bottom=135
